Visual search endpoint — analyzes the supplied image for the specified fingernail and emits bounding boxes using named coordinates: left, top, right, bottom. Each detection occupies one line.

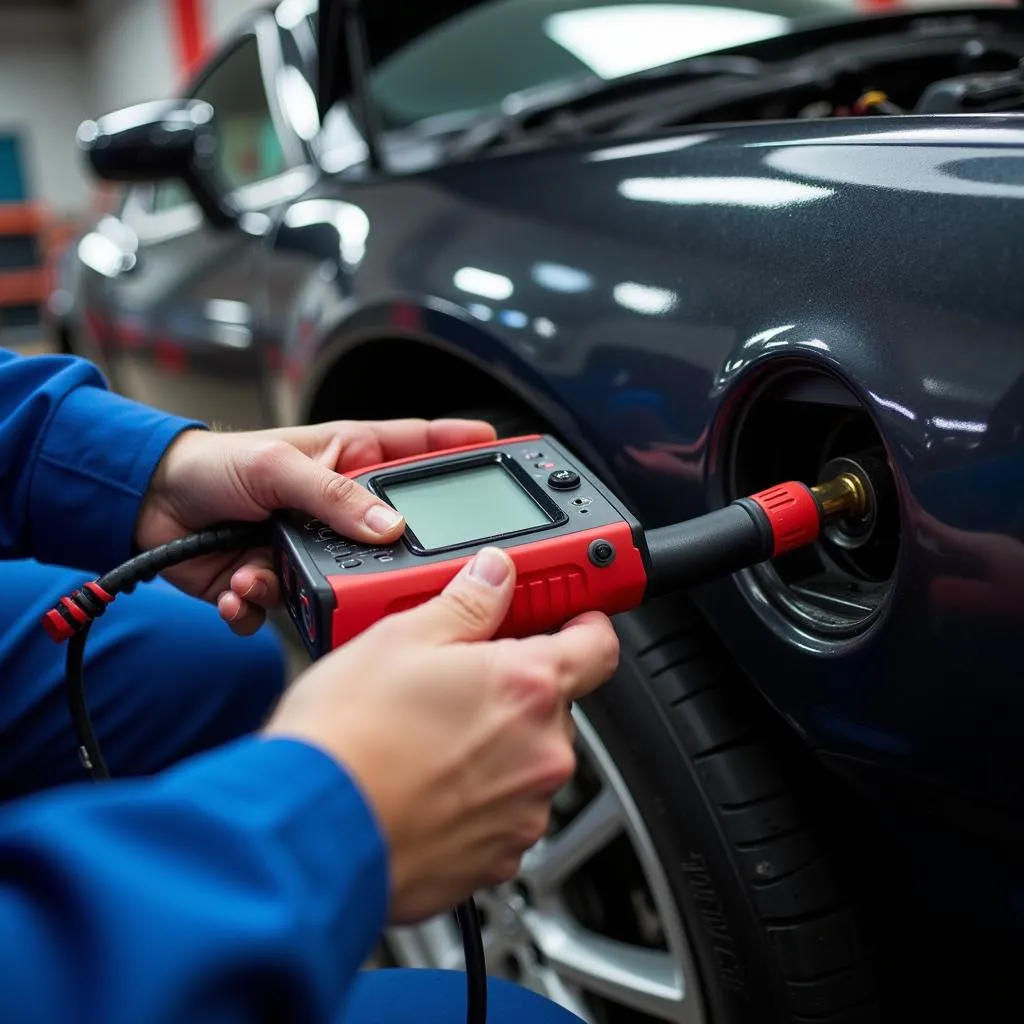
left=468, top=547, right=510, bottom=587
left=243, top=580, right=267, bottom=601
left=219, top=594, right=243, bottom=622
left=364, top=504, right=403, bottom=535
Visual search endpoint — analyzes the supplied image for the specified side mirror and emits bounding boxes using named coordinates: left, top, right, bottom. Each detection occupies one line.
left=76, top=99, right=237, bottom=229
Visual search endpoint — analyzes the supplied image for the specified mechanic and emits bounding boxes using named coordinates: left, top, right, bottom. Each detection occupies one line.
left=0, top=346, right=617, bottom=1024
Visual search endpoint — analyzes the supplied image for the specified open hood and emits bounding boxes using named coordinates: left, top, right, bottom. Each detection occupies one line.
left=314, top=0, right=1020, bottom=166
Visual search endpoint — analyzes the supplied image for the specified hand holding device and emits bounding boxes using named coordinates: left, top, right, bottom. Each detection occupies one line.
left=263, top=545, right=619, bottom=924
left=274, top=433, right=867, bottom=658
left=132, top=416, right=498, bottom=636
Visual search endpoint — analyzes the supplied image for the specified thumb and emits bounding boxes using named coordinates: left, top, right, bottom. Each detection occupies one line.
left=253, top=440, right=406, bottom=545
left=401, top=546, right=516, bottom=645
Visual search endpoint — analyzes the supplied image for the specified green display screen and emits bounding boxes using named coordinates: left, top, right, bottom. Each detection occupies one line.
left=383, top=463, right=550, bottom=551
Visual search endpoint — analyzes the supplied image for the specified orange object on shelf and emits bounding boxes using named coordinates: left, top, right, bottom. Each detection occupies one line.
left=0, top=201, right=86, bottom=319
left=0, top=268, right=49, bottom=307
left=0, top=201, right=47, bottom=237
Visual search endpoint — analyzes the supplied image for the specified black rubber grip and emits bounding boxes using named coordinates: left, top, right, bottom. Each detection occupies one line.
left=98, top=522, right=272, bottom=597
left=643, top=501, right=773, bottom=597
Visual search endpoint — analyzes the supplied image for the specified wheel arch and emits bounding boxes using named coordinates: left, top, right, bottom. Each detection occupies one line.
left=298, top=298, right=623, bottom=492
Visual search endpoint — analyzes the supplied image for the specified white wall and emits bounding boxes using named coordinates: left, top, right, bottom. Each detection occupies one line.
left=83, top=0, right=181, bottom=116
left=0, top=6, right=95, bottom=214
left=84, top=0, right=268, bottom=119
left=0, top=0, right=275, bottom=216
left=207, top=0, right=266, bottom=42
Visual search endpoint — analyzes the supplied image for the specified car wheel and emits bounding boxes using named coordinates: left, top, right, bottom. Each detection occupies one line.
left=379, top=408, right=880, bottom=1023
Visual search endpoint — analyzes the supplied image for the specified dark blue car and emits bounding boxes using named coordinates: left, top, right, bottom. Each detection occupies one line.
left=59, top=1, right=1024, bottom=1020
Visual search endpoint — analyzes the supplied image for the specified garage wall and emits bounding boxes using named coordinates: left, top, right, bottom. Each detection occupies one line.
left=83, top=0, right=180, bottom=116
left=84, top=0, right=267, bottom=118
left=0, top=0, right=276, bottom=216
left=0, top=6, right=94, bottom=214
left=207, top=0, right=266, bottom=41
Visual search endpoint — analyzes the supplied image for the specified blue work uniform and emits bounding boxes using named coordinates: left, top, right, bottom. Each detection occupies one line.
left=0, top=349, right=585, bottom=1024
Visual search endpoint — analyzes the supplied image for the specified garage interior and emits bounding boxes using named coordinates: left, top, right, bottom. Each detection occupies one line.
left=2, top=2, right=1023, bottom=1023
left=0, top=0, right=260, bottom=352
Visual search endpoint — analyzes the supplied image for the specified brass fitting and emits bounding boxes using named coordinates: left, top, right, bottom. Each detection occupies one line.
left=810, top=472, right=870, bottom=526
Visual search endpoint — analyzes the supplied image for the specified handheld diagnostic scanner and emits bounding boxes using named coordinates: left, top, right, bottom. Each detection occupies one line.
left=273, top=434, right=868, bottom=658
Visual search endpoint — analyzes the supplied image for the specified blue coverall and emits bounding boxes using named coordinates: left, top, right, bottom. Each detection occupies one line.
left=0, top=348, right=585, bottom=1024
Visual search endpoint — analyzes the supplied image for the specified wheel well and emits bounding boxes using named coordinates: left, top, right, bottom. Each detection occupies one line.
left=307, top=338, right=543, bottom=426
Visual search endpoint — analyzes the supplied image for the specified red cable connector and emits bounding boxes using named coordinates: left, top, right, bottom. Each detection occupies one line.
left=42, top=581, right=114, bottom=643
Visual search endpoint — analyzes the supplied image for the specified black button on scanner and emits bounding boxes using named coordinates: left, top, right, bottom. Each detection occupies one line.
left=547, top=469, right=580, bottom=491
left=340, top=559, right=362, bottom=569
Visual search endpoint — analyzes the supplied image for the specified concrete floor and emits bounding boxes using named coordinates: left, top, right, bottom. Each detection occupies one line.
left=3, top=332, right=52, bottom=356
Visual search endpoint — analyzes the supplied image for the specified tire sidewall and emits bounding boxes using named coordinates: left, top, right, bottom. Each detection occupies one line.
left=580, top=623, right=789, bottom=1024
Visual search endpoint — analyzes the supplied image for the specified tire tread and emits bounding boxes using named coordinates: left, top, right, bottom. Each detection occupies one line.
left=631, top=598, right=877, bottom=1022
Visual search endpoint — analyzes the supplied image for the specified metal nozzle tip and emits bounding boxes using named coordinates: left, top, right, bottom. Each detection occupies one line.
left=810, top=472, right=870, bottom=525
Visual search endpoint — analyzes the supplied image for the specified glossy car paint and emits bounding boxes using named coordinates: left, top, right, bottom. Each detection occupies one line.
left=74, top=7, right=1024, bottom=938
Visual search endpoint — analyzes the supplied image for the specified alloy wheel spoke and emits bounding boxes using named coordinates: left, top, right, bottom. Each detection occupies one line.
left=388, top=916, right=463, bottom=970
left=523, top=911, right=695, bottom=1023
left=519, top=785, right=622, bottom=895
left=481, top=926, right=507, bottom=969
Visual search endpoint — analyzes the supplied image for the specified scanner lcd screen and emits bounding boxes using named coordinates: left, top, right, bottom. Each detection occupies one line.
left=383, top=463, right=549, bottom=551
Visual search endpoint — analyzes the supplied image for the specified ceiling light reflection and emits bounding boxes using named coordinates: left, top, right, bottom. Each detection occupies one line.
left=275, top=0, right=316, bottom=29
left=77, top=233, right=130, bottom=277
left=499, top=310, right=529, bottom=329
left=620, top=176, right=834, bottom=208
left=454, top=267, right=514, bottom=301
left=588, top=135, right=712, bottom=162
left=744, top=324, right=795, bottom=348
left=613, top=281, right=677, bottom=315
left=204, top=299, right=250, bottom=324
left=466, top=303, right=493, bottom=321
left=284, top=199, right=370, bottom=266
left=869, top=392, right=917, bottom=420
left=544, top=6, right=788, bottom=80
left=931, top=416, right=987, bottom=433
left=531, top=262, right=594, bottom=293
left=277, top=66, right=320, bottom=141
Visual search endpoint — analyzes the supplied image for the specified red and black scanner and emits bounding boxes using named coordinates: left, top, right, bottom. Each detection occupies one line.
left=273, top=434, right=858, bottom=659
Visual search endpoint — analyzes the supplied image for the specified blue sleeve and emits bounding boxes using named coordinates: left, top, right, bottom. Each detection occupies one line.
left=0, top=348, right=203, bottom=573
left=0, top=736, right=390, bottom=1024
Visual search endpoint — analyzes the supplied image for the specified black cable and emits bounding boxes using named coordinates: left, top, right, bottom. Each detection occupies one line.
left=45, top=518, right=489, bottom=1024
left=455, top=899, right=488, bottom=1024
left=66, top=621, right=109, bottom=779
left=48, top=522, right=272, bottom=783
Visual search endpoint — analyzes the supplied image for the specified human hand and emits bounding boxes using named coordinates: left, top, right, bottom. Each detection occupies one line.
left=135, top=417, right=496, bottom=634
left=263, top=546, right=620, bottom=924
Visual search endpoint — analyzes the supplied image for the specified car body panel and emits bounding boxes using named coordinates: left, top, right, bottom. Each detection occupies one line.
left=261, top=114, right=1024, bottom=806
left=68, top=0, right=1024, bottom=936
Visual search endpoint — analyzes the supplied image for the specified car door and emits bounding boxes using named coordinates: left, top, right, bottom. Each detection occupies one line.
left=102, top=12, right=315, bottom=429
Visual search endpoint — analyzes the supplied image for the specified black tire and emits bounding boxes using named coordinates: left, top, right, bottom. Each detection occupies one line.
left=591, top=597, right=879, bottom=1023
left=451, top=407, right=882, bottom=1023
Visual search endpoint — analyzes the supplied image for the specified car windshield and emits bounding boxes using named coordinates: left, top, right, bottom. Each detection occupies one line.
left=337, top=0, right=1011, bottom=129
